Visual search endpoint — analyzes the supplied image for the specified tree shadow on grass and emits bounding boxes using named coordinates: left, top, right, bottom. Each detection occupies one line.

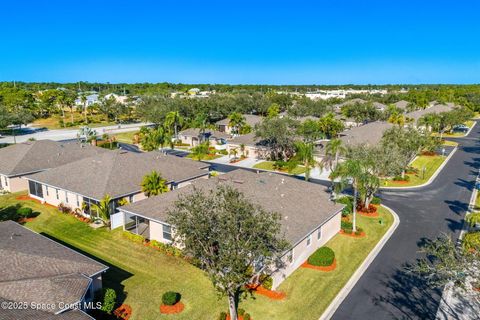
left=373, top=264, right=443, bottom=320
left=39, top=232, right=132, bottom=305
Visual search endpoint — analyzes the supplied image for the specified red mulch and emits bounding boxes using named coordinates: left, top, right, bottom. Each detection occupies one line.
left=247, top=284, right=286, bottom=300
left=301, top=259, right=337, bottom=272
left=473, top=287, right=480, bottom=292
left=358, top=211, right=379, bottom=218
left=114, top=304, right=132, bottom=320
left=339, top=230, right=366, bottom=238
left=18, top=217, right=36, bottom=223
left=421, top=151, right=436, bottom=156
left=392, top=180, right=409, bottom=184
left=15, top=195, right=57, bottom=208
left=160, top=302, right=184, bottom=314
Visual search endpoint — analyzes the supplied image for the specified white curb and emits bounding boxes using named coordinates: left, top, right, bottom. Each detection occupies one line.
left=380, top=146, right=458, bottom=190
left=319, top=204, right=400, bottom=320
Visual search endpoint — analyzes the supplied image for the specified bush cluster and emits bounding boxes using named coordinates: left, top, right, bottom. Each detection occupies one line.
left=0, top=205, right=39, bottom=222
left=259, top=274, right=273, bottom=290
left=371, top=197, right=382, bottom=205
left=100, top=288, right=116, bottom=314
left=162, top=291, right=181, bottom=306
left=123, top=231, right=145, bottom=243
left=393, top=175, right=410, bottom=182
left=341, top=221, right=363, bottom=235
left=218, top=312, right=227, bottom=320
left=149, top=240, right=183, bottom=257
left=307, top=246, right=335, bottom=266
left=463, top=231, right=480, bottom=252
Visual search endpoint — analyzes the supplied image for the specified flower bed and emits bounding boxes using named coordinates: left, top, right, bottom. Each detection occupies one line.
left=113, top=304, right=132, bottom=320
left=339, top=229, right=366, bottom=238
left=247, top=284, right=286, bottom=300
left=160, top=301, right=184, bottom=314
left=16, top=195, right=57, bottom=208
left=301, top=258, right=337, bottom=271
left=421, top=151, right=437, bottom=156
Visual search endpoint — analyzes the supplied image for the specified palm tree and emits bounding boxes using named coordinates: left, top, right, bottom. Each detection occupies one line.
left=164, top=111, right=184, bottom=140
left=91, top=194, right=112, bottom=226
left=388, top=112, right=405, bottom=127
left=323, top=138, right=346, bottom=171
left=191, top=141, right=210, bottom=160
left=141, top=127, right=165, bottom=151
left=228, top=112, right=246, bottom=135
left=141, top=171, right=169, bottom=197
left=229, top=148, right=238, bottom=159
left=239, top=144, right=246, bottom=157
left=294, top=141, right=315, bottom=181
left=331, top=159, right=362, bottom=233
left=81, top=93, right=88, bottom=123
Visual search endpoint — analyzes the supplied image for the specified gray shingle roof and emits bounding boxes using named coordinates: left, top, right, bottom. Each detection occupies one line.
left=0, top=140, right=109, bottom=177
left=228, top=132, right=263, bottom=147
left=0, top=221, right=106, bottom=318
left=394, top=100, right=410, bottom=110
left=179, top=128, right=231, bottom=140
left=26, top=150, right=210, bottom=200
left=406, top=104, right=455, bottom=122
left=120, top=170, right=344, bottom=245
left=216, top=114, right=263, bottom=126
left=339, top=121, right=393, bottom=146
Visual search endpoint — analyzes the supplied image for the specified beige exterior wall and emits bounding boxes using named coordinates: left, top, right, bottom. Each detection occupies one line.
left=132, top=192, right=147, bottom=203
left=149, top=220, right=172, bottom=244
left=271, top=211, right=341, bottom=289
left=0, top=175, right=29, bottom=193
left=37, top=184, right=84, bottom=211
left=227, top=144, right=267, bottom=160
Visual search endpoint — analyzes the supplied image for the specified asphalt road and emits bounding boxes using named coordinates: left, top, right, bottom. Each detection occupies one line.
left=332, top=123, right=480, bottom=319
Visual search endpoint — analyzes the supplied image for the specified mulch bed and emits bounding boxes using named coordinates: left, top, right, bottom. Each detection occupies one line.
left=473, top=287, right=480, bottom=292
left=18, top=217, right=36, bottom=223
left=247, top=284, right=286, bottom=300
left=421, top=151, right=437, bottom=156
left=339, top=230, right=366, bottom=238
left=15, top=195, right=57, bottom=208
left=114, top=304, right=132, bottom=320
left=301, top=259, right=337, bottom=272
left=226, top=315, right=251, bottom=320
left=358, top=211, right=379, bottom=218
left=160, top=302, right=184, bottom=314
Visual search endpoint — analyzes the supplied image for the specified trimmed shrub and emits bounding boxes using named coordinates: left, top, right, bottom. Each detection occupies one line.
left=244, top=313, right=251, bottom=320
left=17, top=207, right=34, bottom=218
left=371, top=197, right=381, bottom=205
left=162, top=291, right=181, bottom=306
left=58, top=203, right=72, bottom=214
left=100, top=288, right=116, bottom=314
left=393, top=175, right=410, bottom=182
left=308, top=247, right=335, bottom=267
left=217, top=149, right=228, bottom=155
left=238, top=308, right=245, bottom=316
left=218, top=312, right=227, bottom=320
left=260, top=274, right=273, bottom=290
left=123, top=231, right=145, bottom=244
left=336, top=196, right=353, bottom=215
left=0, top=205, right=21, bottom=221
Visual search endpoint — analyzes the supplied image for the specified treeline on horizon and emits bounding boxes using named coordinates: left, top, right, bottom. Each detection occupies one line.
left=2, top=81, right=480, bottom=96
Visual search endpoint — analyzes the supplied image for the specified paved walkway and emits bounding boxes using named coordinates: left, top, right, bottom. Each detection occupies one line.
left=331, top=122, right=480, bottom=319
left=0, top=123, right=150, bottom=144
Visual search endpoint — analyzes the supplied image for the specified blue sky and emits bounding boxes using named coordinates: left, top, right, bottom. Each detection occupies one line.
left=0, top=0, right=479, bottom=84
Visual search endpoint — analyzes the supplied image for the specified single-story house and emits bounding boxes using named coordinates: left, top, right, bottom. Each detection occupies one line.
left=372, top=102, right=387, bottom=111
left=75, top=93, right=99, bottom=107
left=0, top=220, right=108, bottom=320
left=226, top=132, right=270, bottom=159
left=178, top=128, right=231, bottom=147
left=338, top=121, right=394, bottom=147
left=394, top=100, right=410, bottom=111
left=0, top=140, right=109, bottom=193
left=216, top=114, right=263, bottom=134
left=118, top=170, right=344, bottom=289
left=406, top=104, right=456, bottom=125
left=24, top=150, right=210, bottom=220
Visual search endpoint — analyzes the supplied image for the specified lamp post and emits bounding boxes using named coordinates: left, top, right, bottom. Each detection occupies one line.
left=422, top=165, right=426, bottom=180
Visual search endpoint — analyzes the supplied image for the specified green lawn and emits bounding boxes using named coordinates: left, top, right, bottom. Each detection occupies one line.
left=1, top=193, right=393, bottom=320
left=382, top=154, right=446, bottom=187
left=113, top=130, right=139, bottom=144
left=31, top=113, right=116, bottom=130
left=442, top=140, right=459, bottom=147
left=253, top=161, right=307, bottom=175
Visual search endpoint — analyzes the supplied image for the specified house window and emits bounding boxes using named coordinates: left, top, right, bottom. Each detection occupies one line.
left=129, top=195, right=134, bottom=203
left=55, top=189, right=59, bottom=200
left=306, top=235, right=312, bottom=246
left=317, top=228, right=322, bottom=240
left=65, top=191, right=68, bottom=203
left=4, top=177, right=8, bottom=186
left=28, top=181, right=44, bottom=198
left=76, top=195, right=80, bottom=207
left=163, top=224, right=172, bottom=241
left=46, top=186, right=49, bottom=196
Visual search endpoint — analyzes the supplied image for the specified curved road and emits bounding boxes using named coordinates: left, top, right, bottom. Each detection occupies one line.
left=332, top=123, right=480, bottom=319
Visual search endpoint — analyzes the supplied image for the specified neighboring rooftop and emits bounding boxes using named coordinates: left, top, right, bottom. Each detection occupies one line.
left=406, top=104, right=456, bottom=123
left=216, top=114, right=263, bottom=127
left=0, top=140, right=109, bottom=177
left=27, top=150, right=210, bottom=200
left=179, top=128, right=231, bottom=140
left=339, top=121, right=393, bottom=146
left=120, top=170, right=344, bottom=245
left=394, top=100, right=410, bottom=110
left=228, top=132, right=265, bottom=147
left=0, top=221, right=106, bottom=318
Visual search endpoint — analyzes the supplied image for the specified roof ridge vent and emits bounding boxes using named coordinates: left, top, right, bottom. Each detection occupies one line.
left=232, top=179, right=244, bottom=184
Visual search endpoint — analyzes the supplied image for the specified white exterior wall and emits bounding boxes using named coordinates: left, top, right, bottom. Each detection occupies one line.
left=271, top=211, right=341, bottom=289
left=0, top=175, right=29, bottom=193
left=37, top=184, right=84, bottom=211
